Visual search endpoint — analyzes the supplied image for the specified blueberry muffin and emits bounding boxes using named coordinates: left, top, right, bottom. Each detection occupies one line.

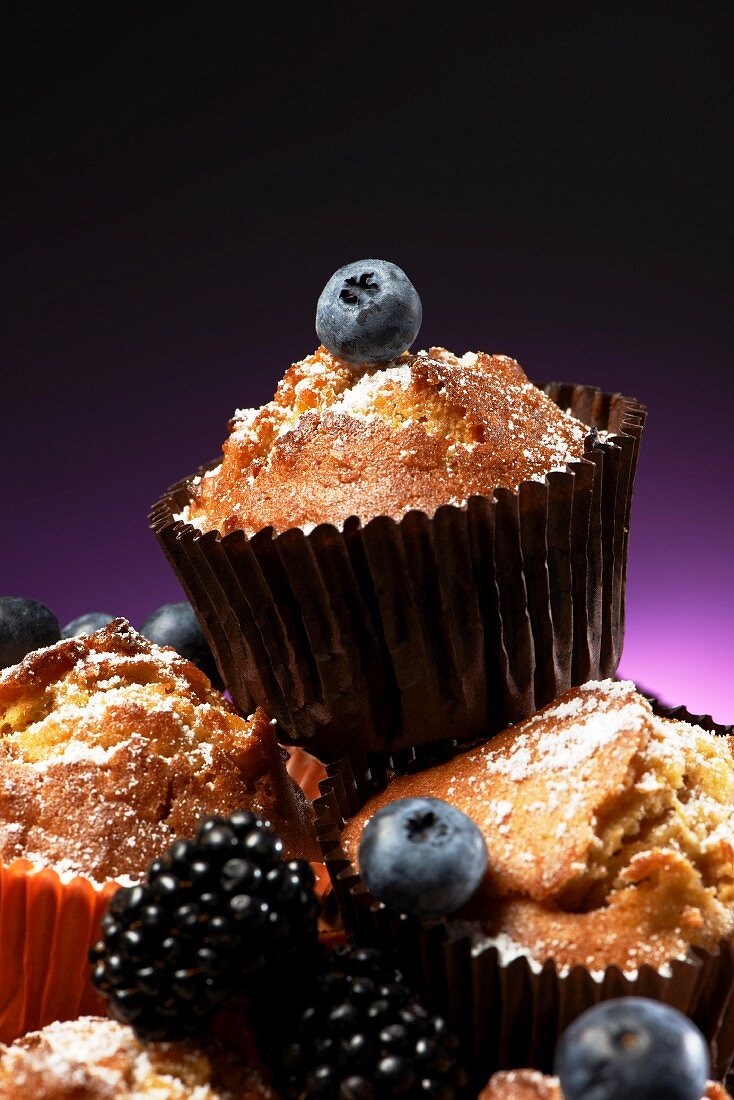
left=152, top=263, right=645, bottom=755
left=0, top=618, right=318, bottom=879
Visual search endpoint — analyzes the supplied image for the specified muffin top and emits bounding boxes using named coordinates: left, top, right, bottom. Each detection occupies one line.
left=341, top=680, right=734, bottom=972
left=0, top=619, right=318, bottom=882
left=479, top=1069, right=729, bottom=1099
left=0, top=1016, right=276, bottom=1099
left=183, top=345, right=589, bottom=535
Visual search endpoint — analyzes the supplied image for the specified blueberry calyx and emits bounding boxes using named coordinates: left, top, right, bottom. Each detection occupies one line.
left=315, top=259, right=422, bottom=365
left=339, top=270, right=380, bottom=307
left=358, top=796, right=488, bottom=919
left=405, top=807, right=449, bottom=843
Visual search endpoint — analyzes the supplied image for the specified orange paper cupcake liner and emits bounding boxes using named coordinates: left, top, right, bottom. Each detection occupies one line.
left=283, top=741, right=337, bottom=925
left=0, top=852, right=336, bottom=1046
left=0, top=859, right=121, bottom=1044
left=284, top=744, right=328, bottom=804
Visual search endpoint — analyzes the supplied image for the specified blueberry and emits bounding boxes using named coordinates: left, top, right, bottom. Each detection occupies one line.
left=140, top=602, right=222, bottom=689
left=554, top=998, right=709, bottom=1100
left=358, top=797, right=487, bottom=918
left=62, top=612, right=115, bottom=638
left=0, top=597, right=61, bottom=669
left=315, top=259, right=422, bottom=365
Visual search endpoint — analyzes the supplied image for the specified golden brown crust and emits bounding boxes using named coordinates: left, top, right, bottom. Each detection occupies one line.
left=479, top=1070, right=730, bottom=1099
left=0, top=620, right=318, bottom=881
left=0, top=1016, right=276, bottom=1098
left=342, top=680, right=734, bottom=971
left=479, top=1069, right=559, bottom=1099
left=185, top=346, right=588, bottom=535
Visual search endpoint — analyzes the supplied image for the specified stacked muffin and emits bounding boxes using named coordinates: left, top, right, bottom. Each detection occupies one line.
left=5, top=259, right=730, bottom=1096
left=152, top=340, right=645, bottom=754
left=148, top=261, right=734, bottom=1095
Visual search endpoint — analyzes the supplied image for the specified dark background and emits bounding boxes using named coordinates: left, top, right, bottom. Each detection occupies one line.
left=3, top=3, right=732, bottom=717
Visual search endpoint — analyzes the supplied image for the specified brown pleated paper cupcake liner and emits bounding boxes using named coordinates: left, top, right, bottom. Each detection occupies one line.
left=150, top=384, right=645, bottom=757
left=314, top=698, right=734, bottom=1085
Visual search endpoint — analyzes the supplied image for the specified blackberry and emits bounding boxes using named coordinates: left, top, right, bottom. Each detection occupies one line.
left=90, top=811, right=320, bottom=1042
left=268, top=945, right=467, bottom=1099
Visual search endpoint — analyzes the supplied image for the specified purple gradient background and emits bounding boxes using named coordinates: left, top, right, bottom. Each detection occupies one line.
left=3, top=7, right=732, bottom=720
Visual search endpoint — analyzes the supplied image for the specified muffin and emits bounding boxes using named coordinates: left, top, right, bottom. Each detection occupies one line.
left=151, top=301, right=645, bottom=756
left=0, top=618, right=319, bottom=1041
left=318, top=681, right=734, bottom=1078
left=339, top=679, right=734, bottom=972
left=480, top=1069, right=730, bottom=1099
left=0, top=1015, right=276, bottom=1098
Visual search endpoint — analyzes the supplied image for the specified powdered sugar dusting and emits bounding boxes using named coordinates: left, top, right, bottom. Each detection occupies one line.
left=184, top=344, right=595, bottom=535
left=0, top=1015, right=275, bottom=1098
left=330, top=362, right=413, bottom=415
left=0, top=619, right=310, bottom=883
left=485, top=699, right=650, bottom=781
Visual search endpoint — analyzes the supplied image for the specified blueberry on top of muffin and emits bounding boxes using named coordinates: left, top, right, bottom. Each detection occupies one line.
left=180, top=262, right=591, bottom=536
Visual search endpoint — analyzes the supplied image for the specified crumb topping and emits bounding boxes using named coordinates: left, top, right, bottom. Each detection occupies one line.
left=0, top=1016, right=275, bottom=1099
left=183, top=345, right=589, bottom=535
left=479, top=1069, right=560, bottom=1100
